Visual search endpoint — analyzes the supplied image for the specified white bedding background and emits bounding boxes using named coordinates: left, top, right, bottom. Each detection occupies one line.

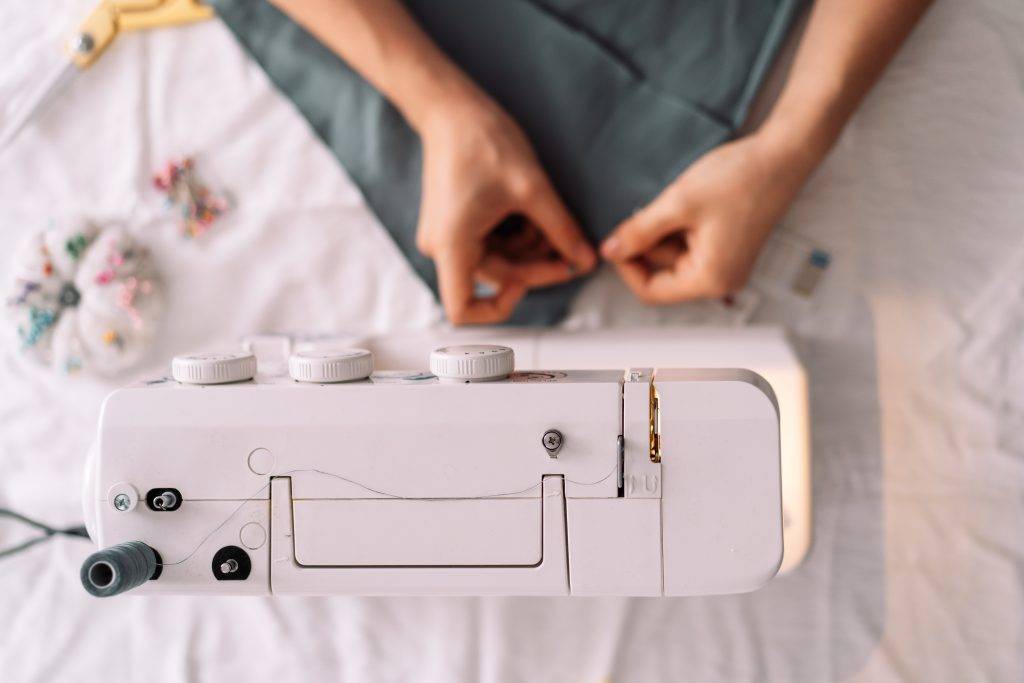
left=1, top=1, right=1023, bottom=681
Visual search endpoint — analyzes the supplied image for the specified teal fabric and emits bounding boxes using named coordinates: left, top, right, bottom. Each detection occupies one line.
left=211, top=0, right=805, bottom=324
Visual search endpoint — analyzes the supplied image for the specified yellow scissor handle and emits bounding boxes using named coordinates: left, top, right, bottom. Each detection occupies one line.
left=116, top=0, right=214, bottom=31
left=69, top=0, right=213, bottom=69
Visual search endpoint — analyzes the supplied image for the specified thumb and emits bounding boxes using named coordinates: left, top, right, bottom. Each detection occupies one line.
left=519, top=177, right=597, bottom=273
left=601, top=192, right=691, bottom=262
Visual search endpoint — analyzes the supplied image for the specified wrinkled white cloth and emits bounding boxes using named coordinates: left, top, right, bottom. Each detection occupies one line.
left=1, top=0, right=1023, bottom=681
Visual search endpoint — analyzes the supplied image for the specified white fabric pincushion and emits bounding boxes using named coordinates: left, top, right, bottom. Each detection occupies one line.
left=5, top=222, right=163, bottom=375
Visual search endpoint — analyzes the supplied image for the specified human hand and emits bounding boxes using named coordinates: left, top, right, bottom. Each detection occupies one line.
left=600, top=132, right=817, bottom=304
left=416, top=98, right=596, bottom=324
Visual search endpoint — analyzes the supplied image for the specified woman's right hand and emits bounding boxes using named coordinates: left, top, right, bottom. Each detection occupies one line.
left=415, top=97, right=596, bottom=324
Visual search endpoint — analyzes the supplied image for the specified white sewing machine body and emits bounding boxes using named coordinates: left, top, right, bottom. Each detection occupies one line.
left=82, top=327, right=807, bottom=597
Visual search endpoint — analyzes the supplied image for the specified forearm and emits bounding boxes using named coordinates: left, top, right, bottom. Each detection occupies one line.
left=268, top=0, right=488, bottom=133
left=758, top=0, right=933, bottom=170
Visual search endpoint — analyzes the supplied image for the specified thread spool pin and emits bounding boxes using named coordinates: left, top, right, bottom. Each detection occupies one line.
left=153, top=491, right=177, bottom=510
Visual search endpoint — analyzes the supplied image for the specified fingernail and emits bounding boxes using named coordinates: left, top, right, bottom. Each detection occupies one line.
left=601, top=237, right=622, bottom=260
left=575, top=242, right=597, bottom=270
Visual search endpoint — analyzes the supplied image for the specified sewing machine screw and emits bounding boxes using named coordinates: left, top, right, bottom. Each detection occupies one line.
left=71, top=33, right=95, bottom=54
left=542, top=429, right=564, bottom=458
left=220, top=559, right=239, bottom=575
left=108, top=483, right=139, bottom=512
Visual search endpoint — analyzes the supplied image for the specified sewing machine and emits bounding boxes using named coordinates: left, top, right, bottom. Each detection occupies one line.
left=81, top=327, right=809, bottom=597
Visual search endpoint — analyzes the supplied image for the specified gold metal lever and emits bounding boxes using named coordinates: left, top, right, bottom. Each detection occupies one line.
left=649, top=381, right=661, bottom=463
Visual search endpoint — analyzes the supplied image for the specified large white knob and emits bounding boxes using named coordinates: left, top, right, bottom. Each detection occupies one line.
left=288, top=348, right=373, bottom=383
left=429, top=345, right=514, bottom=382
left=171, top=351, right=257, bottom=385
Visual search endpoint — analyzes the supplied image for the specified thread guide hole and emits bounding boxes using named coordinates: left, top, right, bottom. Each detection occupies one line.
left=89, top=561, right=115, bottom=587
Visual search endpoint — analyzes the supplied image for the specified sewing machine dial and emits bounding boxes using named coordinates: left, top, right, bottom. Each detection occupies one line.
left=171, top=351, right=256, bottom=385
left=429, top=344, right=515, bottom=382
left=288, top=348, right=374, bottom=383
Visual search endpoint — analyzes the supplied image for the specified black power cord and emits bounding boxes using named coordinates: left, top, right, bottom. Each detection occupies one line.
left=0, top=507, right=89, bottom=560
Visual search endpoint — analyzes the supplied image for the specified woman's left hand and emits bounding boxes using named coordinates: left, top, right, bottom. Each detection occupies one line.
left=599, top=131, right=817, bottom=304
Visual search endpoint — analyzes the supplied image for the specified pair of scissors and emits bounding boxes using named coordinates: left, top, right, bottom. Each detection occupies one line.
left=0, top=0, right=213, bottom=152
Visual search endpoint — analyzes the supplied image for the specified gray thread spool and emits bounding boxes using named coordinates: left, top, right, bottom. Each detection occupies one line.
left=80, top=541, right=160, bottom=597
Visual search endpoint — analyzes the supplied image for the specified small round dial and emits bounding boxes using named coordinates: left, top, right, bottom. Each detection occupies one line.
left=288, top=348, right=374, bottom=383
left=171, top=351, right=257, bottom=385
left=429, top=345, right=515, bottom=382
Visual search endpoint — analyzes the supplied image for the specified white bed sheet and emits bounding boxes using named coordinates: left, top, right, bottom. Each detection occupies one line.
left=1, top=0, right=1023, bottom=681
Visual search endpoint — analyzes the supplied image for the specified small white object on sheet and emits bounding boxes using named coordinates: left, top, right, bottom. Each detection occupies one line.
left=1, top=0, right=1023, bottom=681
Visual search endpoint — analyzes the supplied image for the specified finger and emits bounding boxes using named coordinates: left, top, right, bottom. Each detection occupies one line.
left=435, top=248, right=526, bottom=325
left=434, top=246, right=476, bottom=318
left=601, top=192, right=693, bottom=262
left=612, top=254, right=715, bottom=305
left=644, top=265, right=716, bottom=303
left=414, top=194, right=435, bottom=257
left=612, top=259, right=655, bottom=304
left=642, top=234, right=686, bottom=270
left=478, top=253, right=575, bottom=289
left=518, top=176, right=597, bottom=273
left=453, top=280, right=527, bottom=325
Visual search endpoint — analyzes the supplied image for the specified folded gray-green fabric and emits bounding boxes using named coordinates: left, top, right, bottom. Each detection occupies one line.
left=211, top=0, right=804, bottom=324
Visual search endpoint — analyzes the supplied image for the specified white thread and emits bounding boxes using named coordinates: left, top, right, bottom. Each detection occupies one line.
left=158, top=464, right=619, bottom=567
